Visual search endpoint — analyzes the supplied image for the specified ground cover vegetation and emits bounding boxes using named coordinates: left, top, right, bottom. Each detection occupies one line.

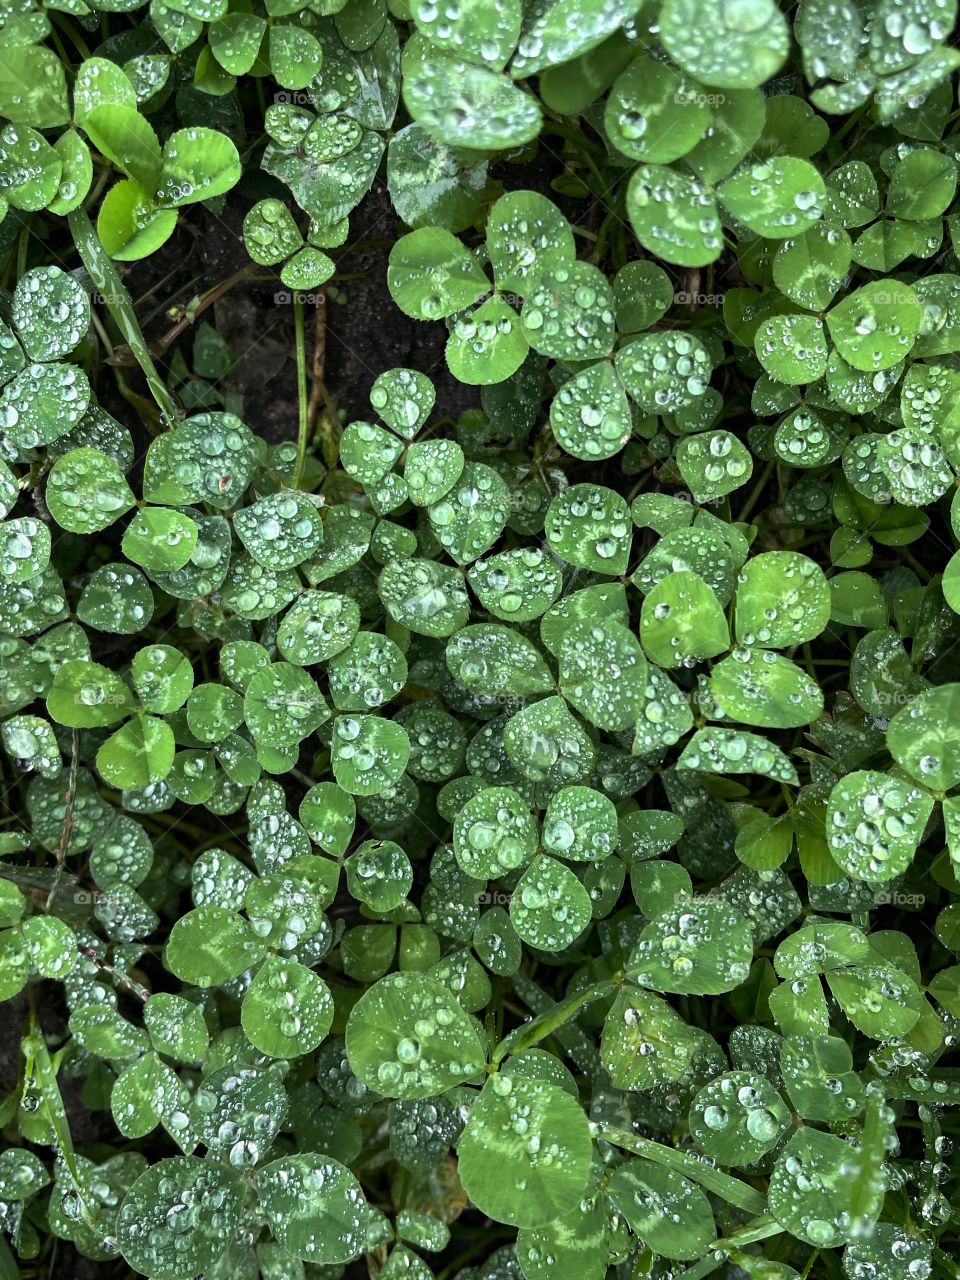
left=1, top=0, right=960, bottom=1277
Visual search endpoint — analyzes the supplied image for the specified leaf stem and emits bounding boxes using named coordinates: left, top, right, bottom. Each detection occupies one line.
left=22, top=1020, right=86, bottom=1206
left=599, top=1124, right=768, bottom=1215
left=737, top=460, right=775, bottom=524
left=292, top=293, right=310, bottom=490
left=491, top=977, right=615, bottom=1064
left=677, top=1216, right=782, bottom=1280
left=67, top=205, right=179, bottom=427
left=45, top=730, right=78, bottom=912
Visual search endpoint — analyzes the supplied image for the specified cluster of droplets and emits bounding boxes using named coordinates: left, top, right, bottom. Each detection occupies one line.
left=329, top=633, right=407, bottom=709
left=455, top=785, right=535, bottom=875
left=370, top=367, right=435, bottom=438
left=680, top=430, right=752, bottom=499
left=469, top=546, right=561, bottom=618
left=12, top=267, right=90, bottom=362
left=617, top=330, right=711, bottom=413
left=550, top=363, right=631, bottom=461
left=0, top=517, right=49, bottom=584
left=223, top=558, right=297, bottom=619
left=546, top=485, right=631, bottom=567
left=161, top=415, right=256, bottom=506
left=427, top=463, right=509, bottom=562
left=405, top=52, right=541, bottom=153
left=1, top=363, right=89, bottom=450
left=451, top=304, right=519, bottom=358
left=627, top=167, right=724, bottom=261
left=45, top=449, right=134, bottom=534
left=234, top=492, right=323, bottom=570
left=876, top=428, right=952, bottom=506
left=774, top=407, right=834, bottom=466
left=680, top=726, right=797, bottom=784
left=243, top=198, right=304, bottom=264
left=117, top=1160, right=243, bottom=1274
left=487, top=1073, right=564, bottom=1175
left=372, top=1001, right=474, bottom=1092
left=691, top=1071, right=786, bottom=1155
left=278, top=590, right=358, bottom=665
left=382, top=557, right=469, bottom=631
left=303, top=113, right=363, bottom=164
left=513, top=856, right=587, bottom=948
left=828, top=775, right=924, bottom=878
left=404, top=438, right=464, bottom=506
left=522, top=264, right=614, bottom=359
left=511, top=0, right=632, bottom=75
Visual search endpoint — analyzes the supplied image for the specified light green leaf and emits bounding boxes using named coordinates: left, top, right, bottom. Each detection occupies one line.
left=639, top=570, right=730, bottom=668
left=558, top=618, right=646, bottom=731
left=627, top=165, right=723, bottom=267
left=117, top=1158, right=244, bottom=1280
left=255, top=1155, right=368, bottom=1264
left=710, top=649, right=824, bottom=729
left=388, top=227, right=489, bottom=320
left=719, top=157, right=826, bottom=238
left=346, top=971, right=486, bottom=1097
left=607, top=1160, right=716, bottom=1261
left=887, top=684, right=960, bottom=791
left=735, top=551, right=831, bottom=647
left=166, top=905, right=265, bottom=986
left=242, top=955, right=334, bottom=1057
left=628, top=896, right=753, bottom=995
left=403, top=48, right=541, bottom=150
left=826, top=280, right=922, bottom=371
left=457, top=1075, right=592, bottom=1226
left=660, top=0, right=788, bottom=89
left=510, top=854, right=592, bottom=949
left=826, top=770, right=933, bottom=882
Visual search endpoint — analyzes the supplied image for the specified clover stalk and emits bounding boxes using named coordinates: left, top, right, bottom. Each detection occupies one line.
left=292, top=292, right=310, bottom=489
left=67, top=206, right=179, bottom=427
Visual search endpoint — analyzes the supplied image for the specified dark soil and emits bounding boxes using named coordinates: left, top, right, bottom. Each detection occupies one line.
left=110, top=179, right=479, bottom=449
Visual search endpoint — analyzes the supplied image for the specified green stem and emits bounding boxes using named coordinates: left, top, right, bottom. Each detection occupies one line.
left=599, top=1125, right=768, bottom=1215
left=511, top=972, right=601, bottom=1075
left=45, top=730, right=78, bottom=912
left=292, top=294, right=309, bottom=490
left=16, top=224, right=29, bottom=279
left=67, top=206, right=178, bottom=426
left=541, top=120, right=609, bottom=194
left=737, top=460, right=775, bottom=524
left=22, top=1022, right=85, bottom=1204
left=677, top=1216, right=782, bottom=1280
left=49, top=10, right=92, bottom=58
left=491, top=977, right=615, bottom=1064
